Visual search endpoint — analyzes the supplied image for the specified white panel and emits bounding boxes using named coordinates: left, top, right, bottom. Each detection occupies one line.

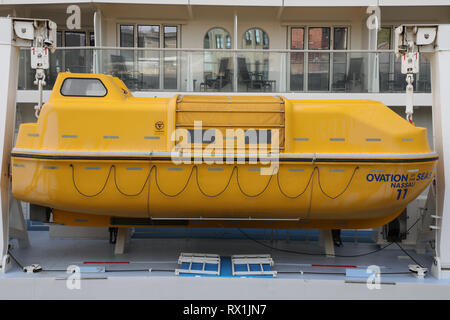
left=284, top=0, right=377, bottom=6
left=0, top=17, right=19, bottom=271
left=190, top=0, right=282, bottom=5
left=2, top=0, right=448, bottom=5
left=430, top=24, right=450, bottom=278
left=96, top=0, right=189, bottom=3
left=379, top=0, right=450, bottom=6
left=1, top=0, right=188, bottom=4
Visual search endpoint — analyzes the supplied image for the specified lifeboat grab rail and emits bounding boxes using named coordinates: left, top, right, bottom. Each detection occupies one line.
left=69, top=163, right=360, bottom=221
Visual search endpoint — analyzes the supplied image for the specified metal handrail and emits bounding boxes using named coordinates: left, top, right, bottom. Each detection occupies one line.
left=19, top=46, right=396, bottom=53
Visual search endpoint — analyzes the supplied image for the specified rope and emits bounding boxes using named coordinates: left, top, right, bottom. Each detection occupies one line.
left=235, top=166, right=276, bottom=198
left=146, top=154, right=153, bottom=220
left=195, top=166, right=237, bottom=198
left=316, top=166, right=359, bottom=200
left=277, top=167, right=316, bottom=199
left=154, top=165, right=195, bottom=197
left=70, top=164, right=114, bottom=197
left=306, top=167, right=316, bottom=218
left=113, top=165, right=152, bottom=197
left=70, top=163, right=357, bottom=201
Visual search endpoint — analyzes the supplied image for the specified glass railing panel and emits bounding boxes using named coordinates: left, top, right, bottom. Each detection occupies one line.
left=236, top=51, right=281, bottom=93
left=138, top=49, right=161, bottom=90
left=183, top=50, right=235, bottom=92
left=308, top=52, right=330, bottom=91
left=331, top=52, right=347, bottom=92
left=379, top=52, right=431, bottom=93
left=163, top=51, right=177, bottom=90
left=18, top=48, right=32, bottom=90
left=17, top=48, right=432, bottom=94
left=99, top=49, right=162, bottom=91
left=417, top=54, right=431, bottom=93
left=289, top=52, right=304, bottom=91
left=333, top=52, right=371, bottom=93
left=290, top=52, right=372, bottom=93
left=19, top=48, right=94, bottom=90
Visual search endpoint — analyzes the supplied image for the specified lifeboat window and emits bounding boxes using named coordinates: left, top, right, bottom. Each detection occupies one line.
left=60, top=78, right=107, bottom=97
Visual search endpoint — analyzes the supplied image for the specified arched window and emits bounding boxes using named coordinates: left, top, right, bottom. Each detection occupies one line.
left=204, top=27, right=231, bottom=49
left=239, top=28, right=271, bottom=91
left=242, top=28, right=269, bottom=49
left=202, top=28, right=232, bottom=91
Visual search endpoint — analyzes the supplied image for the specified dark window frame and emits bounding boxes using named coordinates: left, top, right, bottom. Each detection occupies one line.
left=60, top=77, right=108, bottom=97
left=56, top=30, right=94, bottom=47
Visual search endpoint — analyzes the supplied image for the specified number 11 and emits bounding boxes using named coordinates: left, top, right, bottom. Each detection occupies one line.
left=396, top=188, right=408, bottom=200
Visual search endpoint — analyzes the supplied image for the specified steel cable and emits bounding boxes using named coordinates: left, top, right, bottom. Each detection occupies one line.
left=237, top=216, right=424, bottom=258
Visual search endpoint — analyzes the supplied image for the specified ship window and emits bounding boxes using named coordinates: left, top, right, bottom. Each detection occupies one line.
left=204, top=27, right=231, bottom=49
left=60, top=78, right=107, bottom=97
left=242, top=28, right=269, bottom=49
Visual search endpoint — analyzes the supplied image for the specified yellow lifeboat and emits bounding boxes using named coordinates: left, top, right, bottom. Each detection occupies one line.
left=11, top=73, right=437, bottom=230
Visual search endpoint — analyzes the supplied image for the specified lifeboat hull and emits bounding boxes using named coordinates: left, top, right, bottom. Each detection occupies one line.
left=11, top=158, right=435, bottom=229
left=10, top=73, right=438, bottom=229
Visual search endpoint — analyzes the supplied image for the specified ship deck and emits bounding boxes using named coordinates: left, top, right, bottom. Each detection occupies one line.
left=1, top=230, right=449, bottom=300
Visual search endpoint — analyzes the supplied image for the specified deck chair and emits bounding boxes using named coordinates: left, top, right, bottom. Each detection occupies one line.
left=201, top=58, right=231, bottom=91
left=237, top=57, right=273, bottom=91
left=237, top=57, right=276, bottom=91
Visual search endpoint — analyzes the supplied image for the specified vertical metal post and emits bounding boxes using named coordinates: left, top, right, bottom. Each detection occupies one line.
left=304, top=27, right=308, bottom=92
left=319, top=229, right=335, bottom=257
left=366, top=6, right=380, bottom=93
left=0, top=17, right=55, bottom=273
left=431, top=24, right=450, bottom=279
left=114, top=227, right=130, bottom=255
left=279, top=52, right=286, bottom=92
left=187, top=52, right=193, bottom=91
left=233, top=13, right=238, bottom=92
left=93, top=9, right=102, bottom=74
left=0, top=18, right=20, bottom=273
